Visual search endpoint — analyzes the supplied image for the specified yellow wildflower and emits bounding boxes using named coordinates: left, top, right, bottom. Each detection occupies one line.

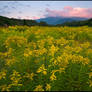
left=56, top=37, right=68, bottom=46
left=34, top=85, right=44, bottom=91
left=0, top=69, right=7, bottom=80
left=86, top=49, right=92, bottom=55
left=49, top=45, right=59, bottom=57
left=89, top=72, right=92, bottom=78
left=82, top=57, right=90, bottom=65
left=5, top=56, right=16, bottom=66
left=46, top=84, right=51, bottom=91
left=59, top=68, right=65, bottom=73
left=0, top=84, right=10, bottom=91
left=24, top=53, right=29, bottom=57
left=43, top=71, right=47, bottom=75
left=24, top=73, right=34, bottom=80
left=5, top=36, right=27, bottom=48
left=24, top=48, right=33, bottom=57
left=80, top=42, right=90, bottom=49
left=89, top=80, right=92, bottom=87
left=33, top=48, right=47, bottom=57
left=10, top=70, right=22, bottom=87
left=29, top=51, right=32, bottom=55
left=50, top=73, right=56, bottom=81
left=37, top=64, right=47, bottom=75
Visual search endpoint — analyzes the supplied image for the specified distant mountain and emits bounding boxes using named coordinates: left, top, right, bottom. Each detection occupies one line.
left=0, top=15, right=91, bottom=27
left=36, top=16, right=88, bottom=25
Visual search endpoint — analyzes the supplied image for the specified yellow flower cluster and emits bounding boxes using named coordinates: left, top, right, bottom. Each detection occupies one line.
left=37, top=64, right=47, bottom=75
left=55, top=52, right=90, bottom=69
left=59, top=68, right=65, bottom=73
left=27, top=41, right=36, bottom=50
left=23, top=72, right=35, bottom=80
left=50, top=58, right=58, bottom=66
left=24, top=48, right=32, bottom=57
left=80, top=42, right=90, bottom=49
left=49, top=45, right=59, bottom=57
left=34, top=29, right=42, bottom=35
left=0, top=69, right=7, bottom=80
left=37, top=39, right=45, bottom=49
left=0, top=48, right=12, bottom=59
left=5, top=36, right=27, bottom=48
left=34, top=85, right=44, bottom=91
left=55, top=37, right=68, bottom=46
left=86, top=48, right=92, bottom=55
left=33, top=48, right=47, bottom=57
left=0, top=26, right=92, bottom=91
left=46, top=36, right=54, bottom=45
left=89, top=72, right=92, bottom=79
left=50, top=73, right=57, bottom=81
left=64, top=45, right=82, bottom=54
left=57, top=53, right=69, bottom=68
left=46, top=83, right=51, bottom=91
left=5, top=56, right=16, bottom=66
left=0, top=84, right=11, bottom=91
left=50, top=68, right=65, bottom=81
left=10, top=70, right=22, bottom=87
left=70, top=55, right=90, bottom=65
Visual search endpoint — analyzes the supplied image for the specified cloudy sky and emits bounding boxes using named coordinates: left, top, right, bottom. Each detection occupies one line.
left=0, top=1, right=92, bottom=19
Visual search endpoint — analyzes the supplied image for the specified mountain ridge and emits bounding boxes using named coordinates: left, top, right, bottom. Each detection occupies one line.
left=0, top=15, right=92, bottom=27
left=36, top=16, right=88, bottom=25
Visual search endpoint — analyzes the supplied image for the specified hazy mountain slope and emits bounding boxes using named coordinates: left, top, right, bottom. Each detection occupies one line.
left=36, top=16, right=88, bottom=25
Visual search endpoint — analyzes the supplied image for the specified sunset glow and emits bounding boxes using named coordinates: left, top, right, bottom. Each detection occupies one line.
left=0, top=1, right=92, bottom=19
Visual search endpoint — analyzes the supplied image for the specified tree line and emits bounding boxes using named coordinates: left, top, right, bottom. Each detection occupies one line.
left=0, top=16, right=51, bottom=27
left=56, top=19, right=92, bottom=27
left=0, top=16, right=92, bottom=27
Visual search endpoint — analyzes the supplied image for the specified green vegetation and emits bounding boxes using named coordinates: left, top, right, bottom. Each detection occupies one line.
left=0, top=16, right=92, bottom=27
left=57, top=18, right=92, bottom=27
left=0, top=26, right=92, bottom=91
left=0, top=16, right=49, bottom=26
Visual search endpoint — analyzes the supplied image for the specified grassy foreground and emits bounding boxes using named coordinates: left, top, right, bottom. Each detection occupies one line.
left=0, top=26, right=92, bottom=91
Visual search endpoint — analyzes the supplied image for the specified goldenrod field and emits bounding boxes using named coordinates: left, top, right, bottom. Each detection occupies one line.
left=0, top=26, right=92, bottom=91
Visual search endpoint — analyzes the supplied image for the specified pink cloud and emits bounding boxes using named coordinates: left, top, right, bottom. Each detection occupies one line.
left=45, top=6, right=92, bottom=18
left=32, top=16, right=41, bottom=20
left=19, top=16, right=41, bottom=20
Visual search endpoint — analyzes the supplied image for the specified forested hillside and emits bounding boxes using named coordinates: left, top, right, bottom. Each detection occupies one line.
left=0, top=16, right=92, bottom=27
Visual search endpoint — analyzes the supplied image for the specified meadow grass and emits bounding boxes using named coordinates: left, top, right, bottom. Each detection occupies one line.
left=0, top=26, right=92, bottom=91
